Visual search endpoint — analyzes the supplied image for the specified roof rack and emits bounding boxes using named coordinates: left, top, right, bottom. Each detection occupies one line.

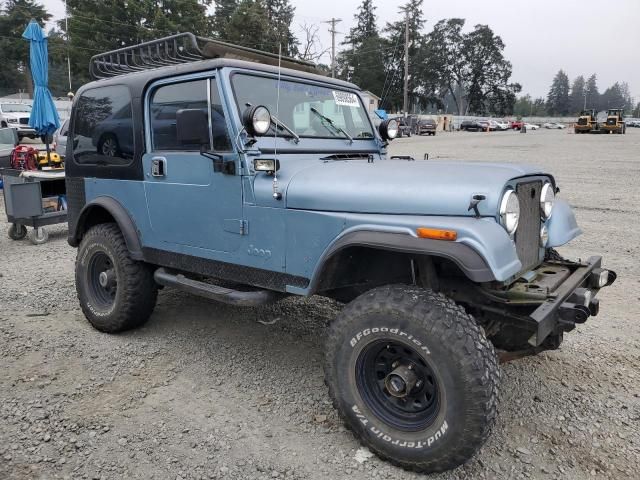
left=89, top=32, right=321, bottom=79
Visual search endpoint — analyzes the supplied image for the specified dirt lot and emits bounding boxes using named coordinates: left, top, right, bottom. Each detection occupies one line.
left=1, top=128, right=639, bottom=480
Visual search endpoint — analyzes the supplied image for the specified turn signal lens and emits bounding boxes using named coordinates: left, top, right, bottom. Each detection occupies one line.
left=416, top=228, right=457, bottom=241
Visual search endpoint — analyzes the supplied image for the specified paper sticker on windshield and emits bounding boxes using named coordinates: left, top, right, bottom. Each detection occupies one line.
left=333, top=91, right=359, bottom=108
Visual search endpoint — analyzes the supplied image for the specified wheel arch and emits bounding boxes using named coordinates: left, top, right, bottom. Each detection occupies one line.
left=307, top=229, right=496, bottom=297
left=69, top=196, right=143, bottom=260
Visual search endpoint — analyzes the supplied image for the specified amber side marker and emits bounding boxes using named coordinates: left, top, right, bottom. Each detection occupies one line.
left=416, top=228, right=457, bottom=241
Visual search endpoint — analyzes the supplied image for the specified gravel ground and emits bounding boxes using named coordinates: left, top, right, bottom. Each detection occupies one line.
left=1, top=128, right=639, bottom=479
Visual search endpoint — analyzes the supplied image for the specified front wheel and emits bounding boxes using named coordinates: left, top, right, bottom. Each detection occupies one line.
left=324, top=285, right=499, bottom=473
left=76, top=223, right=157, bottom=333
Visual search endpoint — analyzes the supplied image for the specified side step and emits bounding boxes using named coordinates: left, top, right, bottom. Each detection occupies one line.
left=153, top=268, right=282, bottom=307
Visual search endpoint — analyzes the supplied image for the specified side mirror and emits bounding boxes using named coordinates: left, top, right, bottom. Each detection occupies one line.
left=176, top=108, right=209, bottom=146
left=379, top=118, right=399, bottom=141
left=253, top=158, right=280, bottom=173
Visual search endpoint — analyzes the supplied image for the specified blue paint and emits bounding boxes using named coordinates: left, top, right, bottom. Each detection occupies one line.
left=77, top=63, right=583, bottom=293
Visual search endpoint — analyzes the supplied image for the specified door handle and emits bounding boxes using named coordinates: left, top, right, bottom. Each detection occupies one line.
left=151, top=156, right=166, bottom=177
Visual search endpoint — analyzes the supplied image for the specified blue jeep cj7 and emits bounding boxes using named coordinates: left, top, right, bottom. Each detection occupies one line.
left=65, top=34, right=616, bottom=473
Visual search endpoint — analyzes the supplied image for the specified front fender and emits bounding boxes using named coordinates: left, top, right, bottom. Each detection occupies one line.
left=301, top=215, right=523, bottom=295
left=546, top=199, right=582, bottom=247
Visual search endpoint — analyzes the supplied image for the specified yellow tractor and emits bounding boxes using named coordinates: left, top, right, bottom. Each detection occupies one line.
left=600, top=108, right=626, bottom=134
left=574, top=109, right=598, bottom=134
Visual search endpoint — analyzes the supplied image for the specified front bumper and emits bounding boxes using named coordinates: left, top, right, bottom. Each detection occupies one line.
left=527, top=256, right=616, bottom=346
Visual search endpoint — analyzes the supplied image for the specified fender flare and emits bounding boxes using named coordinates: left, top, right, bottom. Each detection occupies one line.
left=69, top=196, right=143, bottom=259
left=306, top=228, right=495, bottom=295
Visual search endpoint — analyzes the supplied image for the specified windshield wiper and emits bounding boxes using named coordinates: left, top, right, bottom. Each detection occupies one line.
left=310, top=107, right=353, bottom=144
left=271, top=115, right=300, bottom=144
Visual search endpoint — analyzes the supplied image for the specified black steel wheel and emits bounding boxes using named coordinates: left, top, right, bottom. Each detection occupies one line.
left=85, top=251, right=118, bottom=309
left=356, top=340, right=441, bottom=432
left=325, top=285, right=499, bottom=473
left=76, top=223, right=157, bottom=333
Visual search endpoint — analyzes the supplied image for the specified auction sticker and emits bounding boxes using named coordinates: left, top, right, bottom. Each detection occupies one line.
left=333, top=90, right=360, bottom=107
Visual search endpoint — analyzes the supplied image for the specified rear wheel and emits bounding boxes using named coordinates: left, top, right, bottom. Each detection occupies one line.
left=324, top=285, right=499, bottom=473
left=76, top=223, right=157, bottom=333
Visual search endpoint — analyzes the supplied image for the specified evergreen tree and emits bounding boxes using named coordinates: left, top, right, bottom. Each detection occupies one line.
left=425, top=19, right=518, bottom=115
left=336, top=0, right=385, bottom=97
left=212, top=0, right=239, bottom=40
left=600, top=82, right=626, bottom=110
left=546, top=70, right=570, bottom=115
left=382, top=0, right=432, bottom=112
left=264, top=0, right=298, bottom=56
left=344, top=0, right=377, bottom=46
left=58, top=0, right=214, bottom=90
left=0, top=0, right=51, bottom=96
left=585, top=74, right=600, bottom=111
left=568, top=75, right=585, bottom=114
left=221, top=0, right=297, bottom=55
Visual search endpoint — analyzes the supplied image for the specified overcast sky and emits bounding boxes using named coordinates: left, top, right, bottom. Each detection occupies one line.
left=43, top=0, right=639, bottom=101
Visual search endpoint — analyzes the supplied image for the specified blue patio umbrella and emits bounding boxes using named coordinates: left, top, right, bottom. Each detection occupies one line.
left=22, top=20, right=60, bottom=162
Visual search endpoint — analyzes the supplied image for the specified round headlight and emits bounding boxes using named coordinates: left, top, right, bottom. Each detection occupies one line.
left=499, top=190, right=520, bottom=235
left=251, top=106, right=271, bottom=135
left=540, top=182, right=555, bottom=219
left=379, top=118, right=399, bottom=140
left=242, top=105, right=271, bottom=136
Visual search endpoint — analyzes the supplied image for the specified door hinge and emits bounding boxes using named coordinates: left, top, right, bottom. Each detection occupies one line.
left=223, top=219, right=248, bottom=235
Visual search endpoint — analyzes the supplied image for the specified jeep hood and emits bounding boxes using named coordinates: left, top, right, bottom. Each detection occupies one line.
left=285, top=160, right=546, bottom=216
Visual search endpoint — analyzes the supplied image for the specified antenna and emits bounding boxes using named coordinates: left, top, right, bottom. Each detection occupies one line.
left=272, top=43, right=283, bottom=200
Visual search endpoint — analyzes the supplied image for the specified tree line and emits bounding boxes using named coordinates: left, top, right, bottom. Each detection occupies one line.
left=515, top=70, right=639, bottom=118
left=8, top=0, right=636, bottom=118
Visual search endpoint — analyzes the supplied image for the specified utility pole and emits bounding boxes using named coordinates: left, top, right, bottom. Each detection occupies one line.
left=64, top=0, right=72, bottom=94
left=324, top=18, right=342, bottom=78
left=402, top=9, right=409, bottom=115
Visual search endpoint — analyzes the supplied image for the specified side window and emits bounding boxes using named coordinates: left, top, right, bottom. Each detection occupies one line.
left=72, top=85, right=133, bottom=165
left=150, top=78, right=231, bottom=151
left=210, top=81, right=232, bottom=151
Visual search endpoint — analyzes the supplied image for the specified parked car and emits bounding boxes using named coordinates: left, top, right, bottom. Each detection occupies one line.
left=53, top=118, right=69, bottom=157
left=524, top=123, right=540, bottom=130
left=495, top=120, right=510, bottom=131
left=394, top=116, right=414, bottom=137
left=510, top=120, right=524, bottom=130
left=0, top=103, right=37, bottom=139
left=415, top=118, right=436, bottom=135
left=460, top=119, right=489, bottom=131
left=543, top=122, right=566, bottom=129
left=67, top=32, right=616, bottom=475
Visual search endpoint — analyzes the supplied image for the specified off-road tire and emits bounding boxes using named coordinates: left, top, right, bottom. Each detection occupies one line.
left=76, top=223, right=157, bottom=333
left=324, top=285, right=499, bottom=473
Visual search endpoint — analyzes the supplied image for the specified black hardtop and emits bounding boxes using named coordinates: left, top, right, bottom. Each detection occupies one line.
left=76, top=57, right=361, bottom=100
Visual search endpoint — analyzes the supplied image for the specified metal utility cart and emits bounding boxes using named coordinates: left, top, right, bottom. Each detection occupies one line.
left=0, top=168, right=66, bottom=244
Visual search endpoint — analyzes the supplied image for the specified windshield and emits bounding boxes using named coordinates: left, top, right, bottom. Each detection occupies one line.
left=1, top=103, right=31, bottom=113
left=231, top=74, right=374, bottom=140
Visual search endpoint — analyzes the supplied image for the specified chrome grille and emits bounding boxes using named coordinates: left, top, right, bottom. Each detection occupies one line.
left=515, top=181, right=542, bottom=273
